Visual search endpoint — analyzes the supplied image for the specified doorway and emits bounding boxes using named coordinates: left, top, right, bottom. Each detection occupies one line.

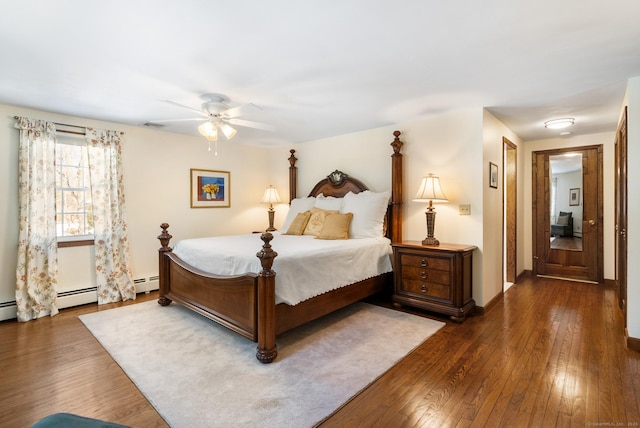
left=503, top=138, right=517, bottom=290
left=532, top=145, right=603, bottom=283
left=615, top=107, right=628, bottom=325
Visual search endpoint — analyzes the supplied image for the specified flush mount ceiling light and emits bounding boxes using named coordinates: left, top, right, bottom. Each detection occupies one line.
left=544, top=118, right=575, bottom=129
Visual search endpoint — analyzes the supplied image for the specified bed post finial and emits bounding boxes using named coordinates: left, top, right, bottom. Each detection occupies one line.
left=391, top=130, right=403, bottom=155
left=288, top=149, right=297, bottom=168
left=158, top=223, right=172, bottom=250
left=289, top=149, right=298, bottom=203
left=158, top=223, right=173, bottom=306
left=256, top=232, right=278, bottom=363
left=256, top=232, right=278, bottom=272
left=390, top=131, right=404, bottom=243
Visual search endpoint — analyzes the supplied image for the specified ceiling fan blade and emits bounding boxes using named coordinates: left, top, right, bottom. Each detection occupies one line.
left=145, top=117, right=207, bottom=124
left=160, top=100, right=209, bottom=117
left=227, top=118, right=275, bottom=131
left=220, top=103, right=261, bottom=119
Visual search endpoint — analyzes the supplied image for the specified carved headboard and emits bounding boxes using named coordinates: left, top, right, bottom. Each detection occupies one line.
left=286, top=130, right=404, bottom=243
left=307, top=170, right=368, bottom=197
left=307, top=169, right=392, bottom=240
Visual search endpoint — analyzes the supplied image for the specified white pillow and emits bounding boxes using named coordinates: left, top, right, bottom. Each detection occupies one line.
left=281, top=197, right=316, bottom=232
left=340, top=190, right=390, bottom=238
left=314, top=193, right=343, bottom=211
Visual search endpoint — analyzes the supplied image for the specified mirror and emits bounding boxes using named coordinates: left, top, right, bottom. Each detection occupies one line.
left=549, top=153, right=583, bottom=251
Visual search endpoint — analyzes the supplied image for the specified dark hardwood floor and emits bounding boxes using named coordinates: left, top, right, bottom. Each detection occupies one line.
left=0, top=273, right=637, bottom=427
left=550, top=236, right=583, bottom=251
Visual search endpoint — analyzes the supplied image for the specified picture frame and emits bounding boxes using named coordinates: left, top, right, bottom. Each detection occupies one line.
left=489, top=162, right=498, bottom=189
left=190, top=169, right=230, bottom=208
left=569, top=188, right=580, bottom=206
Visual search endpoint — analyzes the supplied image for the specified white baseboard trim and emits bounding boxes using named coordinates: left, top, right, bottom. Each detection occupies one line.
left=135, top=278, right=159, bottom=294
left=0, top=305, right=17, bottom=322
left=0, top=276, right=159, bottom=322
left=58, top=289, right=98, bottom=308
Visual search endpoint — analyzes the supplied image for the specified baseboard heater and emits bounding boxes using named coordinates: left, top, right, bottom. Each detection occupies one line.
left=0, top=276, right=159, bottom=322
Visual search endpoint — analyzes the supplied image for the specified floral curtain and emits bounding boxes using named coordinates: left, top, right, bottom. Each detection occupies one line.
left=86, top=128, right=136, bottom=304
left=14, top=117, right=59, bottom=322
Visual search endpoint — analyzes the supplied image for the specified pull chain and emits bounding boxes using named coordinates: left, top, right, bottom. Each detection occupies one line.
left=207, top=140, right=219, bottom=156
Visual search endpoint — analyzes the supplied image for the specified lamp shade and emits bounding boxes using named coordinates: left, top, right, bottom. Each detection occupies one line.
left=261, top=185, right=281, bottom=205
left=198, top=121, right=218, bottom=141
left=198, top=121, right=238, bottom=142
left=413, top=174, right=448, bottom=203
left=220, top=123, right=237, bottom=140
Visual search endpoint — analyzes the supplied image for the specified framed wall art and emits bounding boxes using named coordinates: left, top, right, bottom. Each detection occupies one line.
left=190, top=169, right=230, bottom=208
left=569, top=188, right=580, bottom=206
left=489, top=162, right=498, bottom=189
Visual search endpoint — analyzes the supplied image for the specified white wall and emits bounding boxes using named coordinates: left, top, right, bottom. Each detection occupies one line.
left=0, top=104, right=272, bottom=318
left=522, top=132, right=616, bottom=279
left=482, top=110, right=525, bottom=304
left=626, top=77, right=640, bottom=338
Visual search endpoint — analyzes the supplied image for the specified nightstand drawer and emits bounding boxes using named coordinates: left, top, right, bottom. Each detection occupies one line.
left=399, top=253, right=450, bottom=271
left=401, top=265, right=450, bottom=286
left=400, top=278, right=451, bottom=300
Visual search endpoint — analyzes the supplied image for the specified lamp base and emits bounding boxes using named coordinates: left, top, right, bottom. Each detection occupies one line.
left=266, top=208, right=277, bottom=232
left=422, top=208, right=440, bottom=246
left=422, top=237, right=440, bottom=246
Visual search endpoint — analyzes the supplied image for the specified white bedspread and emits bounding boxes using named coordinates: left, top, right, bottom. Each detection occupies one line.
left=172, top=233, right=393, bottom=306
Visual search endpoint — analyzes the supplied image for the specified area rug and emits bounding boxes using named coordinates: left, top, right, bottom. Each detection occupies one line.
left=80, top=300, right=444, bottom=428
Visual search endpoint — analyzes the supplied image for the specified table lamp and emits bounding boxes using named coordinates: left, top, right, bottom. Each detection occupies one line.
left=261, top=185, right=281, bottom=232
left=413, top=173, right=448, bottom=245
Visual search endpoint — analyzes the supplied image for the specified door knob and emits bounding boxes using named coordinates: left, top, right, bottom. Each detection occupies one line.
left=589, top=220, right=596, bottom=226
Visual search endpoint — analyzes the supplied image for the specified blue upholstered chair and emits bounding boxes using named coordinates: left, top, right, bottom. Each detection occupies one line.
left=32, top=413, right=130, bottom=428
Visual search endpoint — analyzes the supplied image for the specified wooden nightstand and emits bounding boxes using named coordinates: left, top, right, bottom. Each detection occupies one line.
left=392, top=241, right=476, bottom=322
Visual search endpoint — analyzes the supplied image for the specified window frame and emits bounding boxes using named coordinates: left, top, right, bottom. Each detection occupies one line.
left=55, top=131, right=95, bottom=247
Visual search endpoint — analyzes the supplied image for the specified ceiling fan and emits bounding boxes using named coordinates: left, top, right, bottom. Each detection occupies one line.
left=147, top=93, right=275, bottom=144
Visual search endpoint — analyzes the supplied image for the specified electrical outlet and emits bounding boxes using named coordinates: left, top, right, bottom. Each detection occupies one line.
left=459, top=204, right=471, bottom=215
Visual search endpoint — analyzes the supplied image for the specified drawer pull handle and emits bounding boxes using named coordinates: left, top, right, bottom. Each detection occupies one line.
left=420, top=271, right=427, bottom=279
left=420, top=259, right=427, bottom=267
left=420, top=284, right=427, bottom=292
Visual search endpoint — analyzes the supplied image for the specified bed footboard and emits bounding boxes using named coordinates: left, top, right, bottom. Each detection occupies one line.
left=157, top=224, right=279, bottom=363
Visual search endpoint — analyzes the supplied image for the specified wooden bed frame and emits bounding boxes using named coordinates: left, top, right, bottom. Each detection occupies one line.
left=157, top=130, right=404, bottom=363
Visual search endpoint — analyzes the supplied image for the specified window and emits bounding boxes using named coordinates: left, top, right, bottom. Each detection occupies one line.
left=55, top=133, right=94, bottom=243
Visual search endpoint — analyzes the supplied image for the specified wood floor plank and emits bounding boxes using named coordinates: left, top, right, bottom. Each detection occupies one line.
left=1, top=274, right=638, bottom=427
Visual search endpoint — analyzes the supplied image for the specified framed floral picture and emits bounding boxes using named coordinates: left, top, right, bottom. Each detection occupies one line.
left=190, top=169, right=230, bottom=208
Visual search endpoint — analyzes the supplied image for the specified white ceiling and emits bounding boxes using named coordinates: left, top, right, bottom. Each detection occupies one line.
left=1, top=1, right=640, bottom=146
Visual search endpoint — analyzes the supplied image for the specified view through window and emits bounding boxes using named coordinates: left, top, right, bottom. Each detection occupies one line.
left=55, top=133, right=93, bottom=240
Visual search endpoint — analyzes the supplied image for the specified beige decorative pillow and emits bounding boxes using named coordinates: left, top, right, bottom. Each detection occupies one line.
left=303, top=207, right=339, bottom=236
left=316, top=213, right=353, bottom=240
left=284, top=211, right=311, bottom=235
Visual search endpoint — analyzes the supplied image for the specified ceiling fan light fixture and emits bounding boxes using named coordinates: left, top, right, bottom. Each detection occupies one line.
left=220, top=123, right=237, bottom=140
left=544, top=118, right=575, bottom=129
left=198, top=121, right=218, bottom=141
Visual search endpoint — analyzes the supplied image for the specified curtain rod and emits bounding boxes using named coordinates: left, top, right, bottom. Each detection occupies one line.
left=13, top=116, right=125, bottom=135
